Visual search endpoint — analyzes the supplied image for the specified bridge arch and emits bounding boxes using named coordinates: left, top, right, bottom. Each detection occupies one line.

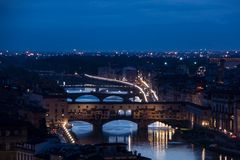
left=75, top=95, right=100, bottom=102
left=66, top=98, right=73, bottom=102
left=148, top=121, right=172, bottom=129
left=69, top=121, right=94, bottom=135
left=103, top=95, right=124, bottom=102
left=102, top=120, right=138, bottom=135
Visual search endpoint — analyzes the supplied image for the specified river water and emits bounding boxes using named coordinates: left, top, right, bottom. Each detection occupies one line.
left=66, top=88, right=234, bottom=160
left=70, top=120, right=234, bottom=160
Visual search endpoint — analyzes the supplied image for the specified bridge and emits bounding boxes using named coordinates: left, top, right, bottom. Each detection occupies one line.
left=66, top=92, right=139, bottom=103
left=40, top=73, right=147, bottom=102
left=66, top=102, right=210, bottom=130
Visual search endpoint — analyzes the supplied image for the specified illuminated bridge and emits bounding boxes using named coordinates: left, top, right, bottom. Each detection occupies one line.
left=66, top=102, right=210, bottom=130
left=66, top=91, right=140, bottom=103
left=41, top=73, right=147, bottom=102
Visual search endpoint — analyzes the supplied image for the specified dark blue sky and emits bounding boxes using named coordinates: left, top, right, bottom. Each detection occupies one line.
left=0, top=0, right=240, bottom=51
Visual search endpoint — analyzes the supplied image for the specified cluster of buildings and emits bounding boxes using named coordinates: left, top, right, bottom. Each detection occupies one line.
left=0, top=84, right=149, bottom=160
left=41, top=82, right=240, bottom=139
left=1, top=54, right=240, bottom=159
left=150, top=59, right=240, bottom=138
left=0, top=86, right=47, bottom=160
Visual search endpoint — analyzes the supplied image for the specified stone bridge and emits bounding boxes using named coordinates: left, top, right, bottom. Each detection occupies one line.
left=66, top=92, right=142, bottom=103
left=65, top=102, right=210, bottom=130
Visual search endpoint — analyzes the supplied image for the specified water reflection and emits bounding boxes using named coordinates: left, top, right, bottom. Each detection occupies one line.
left=148, top=127, right=175, bottom=150
left=71, top=121, right=234, bottom=160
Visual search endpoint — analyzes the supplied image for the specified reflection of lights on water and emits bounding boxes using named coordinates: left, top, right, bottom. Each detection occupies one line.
left=148, top=122, right=175, bottom=150
left=108, top=135, right=132, bottom=151
left=103, top=120, right=137, bottom=151
left=191, top=114, right=194, bottom=128
left=221, top=155, right=229, bottom=160
left=128, top=135, right=131, bottom=151
left=219, top=154, right=222, bottom=160
left=202, top=148, right=205, bottom=160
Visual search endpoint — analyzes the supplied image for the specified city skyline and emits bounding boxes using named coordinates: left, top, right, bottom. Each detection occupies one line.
left=1, top=0, right=240, bottom=51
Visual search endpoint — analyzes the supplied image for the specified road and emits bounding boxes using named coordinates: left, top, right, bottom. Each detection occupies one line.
left=136, top=75, right=159, bottom=102
left=84, top=74, right=148, bottom=102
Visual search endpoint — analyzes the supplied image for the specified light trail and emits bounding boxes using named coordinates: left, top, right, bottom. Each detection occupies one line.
left=84, top=74, right=148, bottom=102
left=139, top=77, right=150, bottom=88
left=150, top=89, right=159, bottom=101
left=138, top=76, right=159, bottom=101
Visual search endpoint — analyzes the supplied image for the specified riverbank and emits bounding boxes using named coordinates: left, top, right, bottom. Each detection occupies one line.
left=181, top=126, right=240, bottom=157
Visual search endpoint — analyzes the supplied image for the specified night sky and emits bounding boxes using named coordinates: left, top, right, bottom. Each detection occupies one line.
left=0, top=0, right=240, bottom=51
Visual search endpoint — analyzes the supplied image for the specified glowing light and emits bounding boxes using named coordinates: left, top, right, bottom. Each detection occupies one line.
left=128, top=135, right=131, bottom=151
left=138, top=76, right=159, bottom=101
left=202, top=148, right=206, bottom=160
left=62, top=122, right=75, bottom=143
left=84, top=74, right=148, bottom=102
left=201, top=120, right=209, bottom=127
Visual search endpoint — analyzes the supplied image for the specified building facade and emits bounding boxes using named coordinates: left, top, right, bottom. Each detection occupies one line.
left=43, top=95, right=68, bottom=127
left=205, top=87, right=240, bottom=137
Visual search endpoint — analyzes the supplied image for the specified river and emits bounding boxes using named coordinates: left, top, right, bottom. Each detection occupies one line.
left=69, top=120, right=234, bottom=160
left=65, top=87, right=234, bottom=160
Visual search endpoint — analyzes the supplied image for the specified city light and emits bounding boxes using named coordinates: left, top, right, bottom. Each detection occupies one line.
left=1, top=0, right=240, bottom=159
left=84, top=74, right=148, bottom=102
left=138, top=75, right=159, bottom=101
left=62, top=122, right=75, bottom=143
